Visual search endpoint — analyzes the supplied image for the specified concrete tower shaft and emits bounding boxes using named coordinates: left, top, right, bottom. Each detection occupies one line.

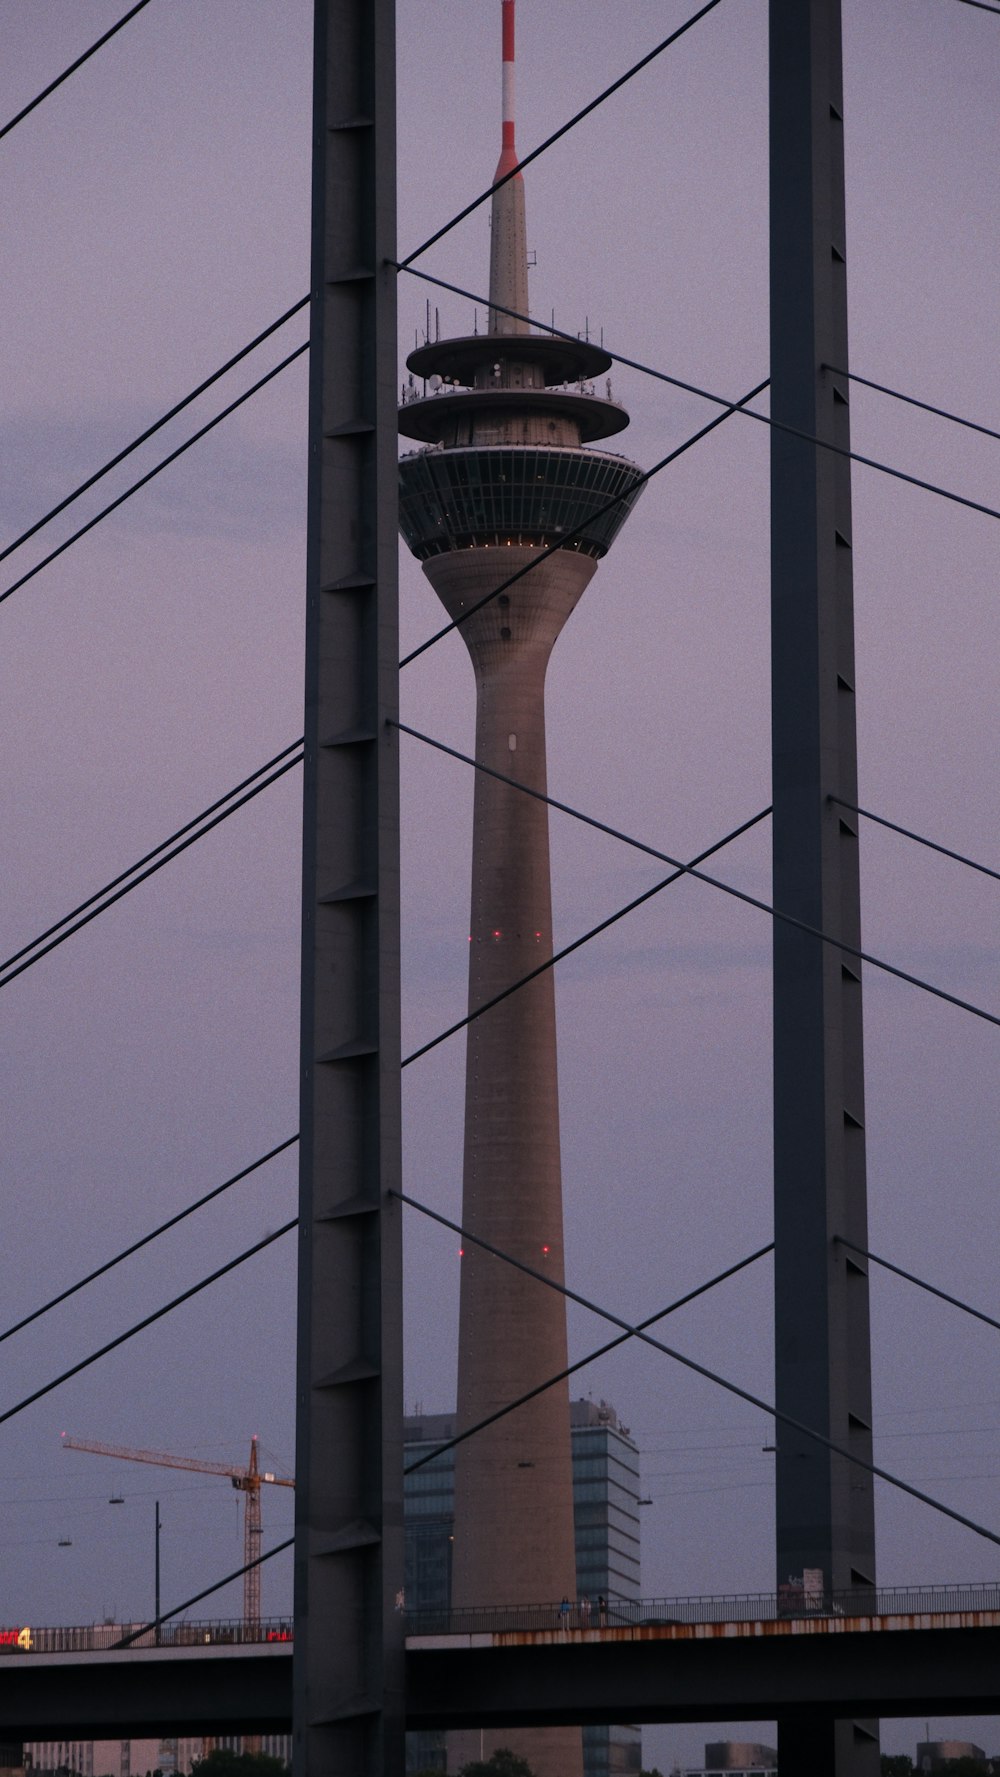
left=398, top=9, right=643, bottom=1773
left=425, top=547, right=596, bottom=1623
left=426, top=546, right=593, bottom=1777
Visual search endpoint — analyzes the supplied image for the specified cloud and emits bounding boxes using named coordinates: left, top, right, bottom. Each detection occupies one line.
left=0, top=381, right=307, bottom=554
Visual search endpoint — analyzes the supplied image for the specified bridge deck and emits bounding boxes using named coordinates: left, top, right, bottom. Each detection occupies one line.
left=3, top=1598, right=999, bottom=1738
left=405, top=1609, right=1000, bottom=1728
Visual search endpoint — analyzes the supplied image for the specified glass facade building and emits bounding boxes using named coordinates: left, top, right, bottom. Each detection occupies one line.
left=569, top=1401, right=641, bottom=1609
left=403, top=1402, right=642, bottom=1777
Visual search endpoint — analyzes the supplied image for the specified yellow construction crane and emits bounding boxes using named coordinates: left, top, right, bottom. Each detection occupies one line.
left=61, top=1433, right=294, bottom=1634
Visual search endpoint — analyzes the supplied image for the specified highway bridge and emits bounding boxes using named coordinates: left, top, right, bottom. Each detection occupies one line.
left=2, top=1588, right=999, bottom=1739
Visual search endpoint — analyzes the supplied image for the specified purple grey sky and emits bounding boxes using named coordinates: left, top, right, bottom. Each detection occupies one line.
left=1, top=2, right=998, bottom=1767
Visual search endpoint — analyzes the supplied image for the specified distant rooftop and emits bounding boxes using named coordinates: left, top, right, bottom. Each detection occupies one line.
left=405, top=1399, right=632, bottom=1443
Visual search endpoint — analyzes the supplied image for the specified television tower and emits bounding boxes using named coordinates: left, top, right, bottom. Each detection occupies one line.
left=399, top=8, right=644, bottom=1773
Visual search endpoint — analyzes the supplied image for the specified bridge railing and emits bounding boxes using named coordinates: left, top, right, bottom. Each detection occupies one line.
left=8, top=1583, right=1000, bottom=1654
left=403, top=1581, right=1000, bottom=1636
left=0, top=1618, right=293, bottom=1654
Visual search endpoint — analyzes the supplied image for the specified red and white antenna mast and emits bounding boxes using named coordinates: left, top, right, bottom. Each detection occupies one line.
left=489, top=0, right=529, bottom=336
left=496, top=0, right=519, bottom=181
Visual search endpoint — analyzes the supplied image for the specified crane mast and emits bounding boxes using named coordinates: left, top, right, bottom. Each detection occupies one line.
left=62, top=1432, right=293, bottom=1635
left=241, top=1436, right=262, bottom=1633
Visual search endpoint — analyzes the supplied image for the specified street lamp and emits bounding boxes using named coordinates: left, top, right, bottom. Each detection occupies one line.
left=108, top=1493, right=162, bottom=1642
left=154, top=1500, right=162, bottom=1646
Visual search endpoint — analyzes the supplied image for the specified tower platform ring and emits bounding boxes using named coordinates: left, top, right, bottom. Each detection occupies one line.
left=406, top=332, right=612, bottom=389
left=398, top=387, right=631, bottom=447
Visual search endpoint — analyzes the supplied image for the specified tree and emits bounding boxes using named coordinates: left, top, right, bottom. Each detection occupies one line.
left=880, top=1759, right=914, bottom=1775
left=190, top=1755, right=288, bottom=1777
left=457, top=1752, right=535, bottom=1777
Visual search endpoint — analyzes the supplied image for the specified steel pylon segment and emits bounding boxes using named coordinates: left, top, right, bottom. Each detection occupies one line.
left=769, top=2, right=878, bottom=1772
left=293, top=4, right=403, bottom=1777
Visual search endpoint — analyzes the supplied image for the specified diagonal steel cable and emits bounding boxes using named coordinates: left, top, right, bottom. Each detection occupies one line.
left=405, top=1242, right=774, bottom=1475
left=0, top=342, right=308, bottom=608
left=397, top=1189, right=1000, bottom=1551
left=0, top=400, right=762, bottom=987
left=1, top=299, right=309, bottom=563
left=1, top=740, right=303, bottom=982
left=399, top=378, right=769, bottom=667
left=0, top=0, right=154, bottom=143
left=2, top=3, right=725, bottom=580
left=0, top=746, right=303, bottom=991
left=400, top=789, right=771, bottom=1067
left=398, top=0, right=726, bottom=270
left=398, top=263, right=1000, bottom=540
left=396, top=721, right=999, bottom=1031
left=3, top=2, right=727, bottom=578
left=823, top=363, right=1000, bottom=448
left=0, top=1221, right=297, bottom=1429
left=837, top=1237, right=1000, bottom=1337
left=830, top=796, right=1000, bottom=885
left=0, top=1137, right=298, bottom=1347
left=113, top=1537, right=294, bottom=1648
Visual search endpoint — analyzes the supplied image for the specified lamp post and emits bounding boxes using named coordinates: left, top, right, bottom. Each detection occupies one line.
left=154, top=1500, right=161, bottom=1645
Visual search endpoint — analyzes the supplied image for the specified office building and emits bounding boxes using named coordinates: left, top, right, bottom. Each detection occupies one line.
left=683, top=1746, right=778, bottom=1777
left=404, top=1401, right=642, bottom=1777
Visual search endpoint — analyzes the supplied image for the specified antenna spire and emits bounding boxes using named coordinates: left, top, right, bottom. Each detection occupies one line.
left=497, top=0, right=518, bottom=180
left=489, top=0, right=529, bottom=336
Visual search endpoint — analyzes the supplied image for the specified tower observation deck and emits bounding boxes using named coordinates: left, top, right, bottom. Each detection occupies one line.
left=398, top=9, right=644, bottom=1776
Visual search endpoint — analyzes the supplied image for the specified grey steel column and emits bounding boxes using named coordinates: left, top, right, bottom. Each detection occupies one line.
left=770, top=2, right=877, bottom=1772
left=293, top=5, right=403, bottom=1777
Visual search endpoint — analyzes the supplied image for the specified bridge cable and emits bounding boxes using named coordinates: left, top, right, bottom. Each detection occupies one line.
left=113, top=1537, right=294, bottom=1648
left=4, top=0, right=728, bottom=561
left=398, top=0, right=725, bottom=271
left=836, top=1237, right=1000, bottom=1337
left=395, top=722, right=999, bottom=1033
left=399, top=793, right=772, bottom=1068
left=829, top=797, right=1000, bottom=885
left=398, top=376, right=769, bottom=669
left=8, top=703, right=993, bottom=1055
left=1, top=299, right=309, bottom=564
left=1, top=738, right=303, bottom=977
left=7, top=0, right=989, bottom=1577
left=0, top=1138, right=298, bottom=1347
left=0, top=342, right=308, bottom=608
left=0, top=373, right=761, bottom=984
left=0, top=1220, right=296, bottom=1429
left=0, top=817, right=762, bottom=1329
left=396, top=1189, right=1000, bottom=1551
left=0, top=744, right=303, bottom=991
left=823, top=364, right=1000, bottom=448
left=397, top=264, right=1000, bottom=626
left=952, top=0, right=1000, bottom=13
left=405, top=1243, right=774, bottom=1476
left=1, top=1, right=725, bottom=572
left=0, top=0, right=154, bottom=144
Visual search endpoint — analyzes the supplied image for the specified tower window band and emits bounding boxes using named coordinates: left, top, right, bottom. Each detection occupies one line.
left=399, top=445, right=645, bottom=561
